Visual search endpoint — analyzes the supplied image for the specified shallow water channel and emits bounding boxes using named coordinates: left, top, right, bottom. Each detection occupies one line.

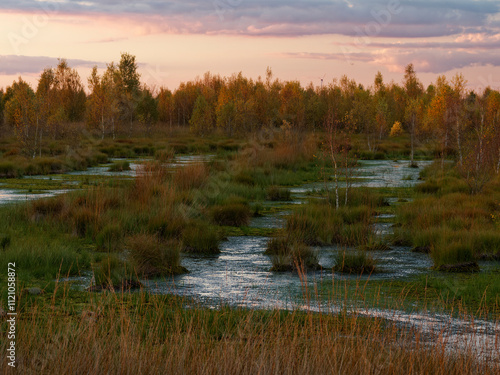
left=144, top=159, right=498, bottom=360
left=0, top=154, right=212, bottom=205
left=150, top=158, right=497, bottom=361
left=2, top=157, right=498, bottom=360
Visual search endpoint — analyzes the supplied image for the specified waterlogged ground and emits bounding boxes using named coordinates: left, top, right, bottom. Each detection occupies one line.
left=3, top=157, right=498, bottom=360
left=143, top=236, right=433, bottom=307
left=0, top=154, right=212, bottom=205
left=290, top=159, right=434, bottom=194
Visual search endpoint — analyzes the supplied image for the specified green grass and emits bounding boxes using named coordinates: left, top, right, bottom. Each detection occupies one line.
left=268, top=240, right=319, bottom=272
left=285, top=201, right=375, bottom=247
left=182, top=222, right=220, bottom=254
left=91, top=254, right=138, bottom=289
left=333, top=250, right=377, bottom=274
left=127, top=233, right=186, bottom=277
left=0, top=233, right=91, bottom=280
left=210, top=202, right=251, bottom=227
left=393, top=162, right=500, bottom=268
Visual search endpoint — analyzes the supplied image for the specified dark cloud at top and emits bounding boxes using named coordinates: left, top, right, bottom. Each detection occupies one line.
left=1, top=0, right=499, bottom=38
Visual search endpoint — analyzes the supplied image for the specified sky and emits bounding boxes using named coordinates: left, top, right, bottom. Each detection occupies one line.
left=1, top=0, right=500, bottom=92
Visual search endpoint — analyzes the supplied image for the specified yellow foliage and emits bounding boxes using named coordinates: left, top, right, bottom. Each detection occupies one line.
left=389, top=121, right=404, bottom=137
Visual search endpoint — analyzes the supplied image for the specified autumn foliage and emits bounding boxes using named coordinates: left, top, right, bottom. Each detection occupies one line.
left=2, top=57, right=500, bottom=192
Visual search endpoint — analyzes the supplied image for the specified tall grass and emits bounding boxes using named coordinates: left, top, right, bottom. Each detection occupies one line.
left=333, top=250, right=377, bottom=274
left=266, top=238, right=319, bottom=272
left=285, top=202, right=374, bottom=247
left=0, top=235, right=90, bottom=279
left=395, top=170, right=500, bottom=267
left=210, top=203, right=251, bottom=227
left=182, top=222, right=220, bottom=254
left=127, top=233, right=185, bottom=276
left=1, top=289, right=496, bottom=375
left=266, top=186, right=292, bottom=201
left=174, top=163, right=209, bottom=190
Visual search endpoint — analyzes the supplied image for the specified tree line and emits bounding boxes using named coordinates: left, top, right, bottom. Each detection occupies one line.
left=1, top=53, right=500, bottom=188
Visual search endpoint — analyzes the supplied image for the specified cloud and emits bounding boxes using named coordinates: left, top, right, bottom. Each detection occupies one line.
left=373, top=49, right=500, bottom=73
left=0, top=55, right=104, bottom=75
left=334, top=33, right=500, bottom=50
left=1, top=0, right=498, bottom=38
left=286, top=47, right=500, bottom=74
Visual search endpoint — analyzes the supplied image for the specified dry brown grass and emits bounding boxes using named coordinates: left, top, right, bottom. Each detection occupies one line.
left=173, top=163, right=209, bottom=190
left=239, top=133, right=317, bottom=170
left=1, top=290, right=496, bottom=375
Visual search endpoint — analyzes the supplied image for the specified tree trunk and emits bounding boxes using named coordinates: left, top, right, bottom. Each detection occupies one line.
left=410, top=115, right=415, bottom=166
left=39, top=129, right=43, bottom=157
left=456, top=119, right=463, bottom=166
left=101, top=112, right=105, bottom=140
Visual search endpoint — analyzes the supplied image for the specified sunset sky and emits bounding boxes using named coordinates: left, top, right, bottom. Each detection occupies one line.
left=1, top=0, right=500, bottom=92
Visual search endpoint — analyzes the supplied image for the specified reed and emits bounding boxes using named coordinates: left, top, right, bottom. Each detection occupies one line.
left=1, top=288, right=496, bottom=375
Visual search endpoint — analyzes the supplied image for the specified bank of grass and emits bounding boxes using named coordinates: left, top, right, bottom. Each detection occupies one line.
left=0, top=126, right=247, bottom=178
left=316, top=271, right=500, bottom=319
left=267, top=185, right=292, bottom=201
left=0, top=289, right=496, bottom=375
left=333, top=250, right=377, bottom=274
left=127, top=233, right=186, bottom=276
left=209, top=202, right=252, bottom=227
left=283, top=188, right=386, bottom=247
left=265, top=238, right=319, bottom=272
left=0, top=132, right=328, bottom=285
left=350, top=133, right=437, bottom=161
left=182, top=222, right=221, bottom=254
left=393, top=161, right=500, bottom=268
left=0, top=152, right=109, bottom=178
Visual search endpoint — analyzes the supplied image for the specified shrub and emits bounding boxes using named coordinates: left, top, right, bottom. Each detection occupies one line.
left=341, top=188, right=387, bottom=208
left=233, top=171, right=255, bottom=186
left=265, top=237, right=289, bottom=255
left=338, top=222, right=371, bottom=246
left=415, top=180, right=440, bottom=194
left=0, top=161, right=23, bottom=178
left=35, top=157, right=64, bottom=174
left=71, top=206, right=97, bottom=238
left=148, top=211, right=185, bottom=240
left=431, top=241, right=475, bottom=267
left=389, top=121, right=404, bottom=137
left=31, top=196, right=66, bottom=217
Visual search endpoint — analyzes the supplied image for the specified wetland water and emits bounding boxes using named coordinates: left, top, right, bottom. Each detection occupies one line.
left=2, top=157, right=498, bottom=360
left=0, top=154, right=212, bottom=205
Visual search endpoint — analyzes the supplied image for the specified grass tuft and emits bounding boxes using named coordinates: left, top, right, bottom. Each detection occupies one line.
left=333, top=250, right=377, bottom=274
